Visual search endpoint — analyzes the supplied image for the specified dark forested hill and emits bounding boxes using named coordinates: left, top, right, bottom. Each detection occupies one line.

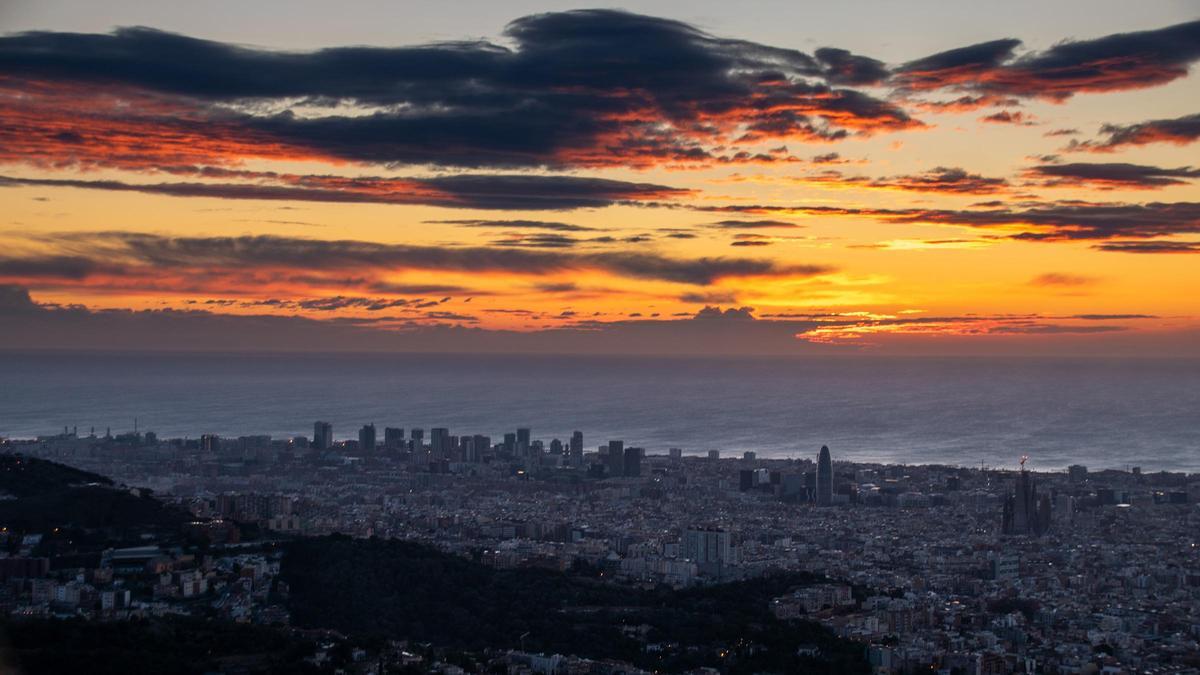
left=0, top=454, right=189, bottom=541
left=0, top=616, right=329, bottom=675
left=282, top=535, right=869, bottom=674
left=0, top=453, right=112, bottom=496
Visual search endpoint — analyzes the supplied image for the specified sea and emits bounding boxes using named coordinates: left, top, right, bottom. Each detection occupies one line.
left=1, top=351, right=1198, bottom=473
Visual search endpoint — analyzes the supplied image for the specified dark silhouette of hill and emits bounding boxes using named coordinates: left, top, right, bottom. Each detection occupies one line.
left=0, top=453, right=112, bottom=496
left=282, top=535, right=869, bottom=674
left=0, top=616, right=328, bottom=674
left=0, top=454, right=189, bottom=539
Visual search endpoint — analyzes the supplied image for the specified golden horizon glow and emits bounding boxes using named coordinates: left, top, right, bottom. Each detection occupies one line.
left=1, top=8, right=1199, bottom=354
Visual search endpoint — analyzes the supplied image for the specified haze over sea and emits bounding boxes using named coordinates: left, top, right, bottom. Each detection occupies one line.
left=2, top=351, right=1198, bottom=473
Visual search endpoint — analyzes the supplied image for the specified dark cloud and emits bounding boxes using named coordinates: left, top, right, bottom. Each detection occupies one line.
left=1071, top=112, right=1200, bottom=152
left=907, top=201, right=1200, bottom=241
left=894, top=20, right=1200, bottom=101
left=694, top=306, right=756, bottom=321
left=1030, top=273, right=1097, bottom=287
left=492, top=233, right=582, bottom=248
left=489, top=231, right=661, bottom=248
left=422, top=311, right=479, bottom=322
left=1092, top=241, right=1200, bottom=254
left=1025, top=162, right=1200, bottom=190
left=895, top=39, right=1022, bottom=90
left=532, top=282, right=578, bottom=293
left=733, top=110, right=849, bottom=144
left=15, top=231, right=831, bottom=286
left=682, top=199, right=1200, bottom=242
left=979, top=110, right=1035, bottom=126
left=679, top=291, right=739, bottom=304
left=2, top=15, right=1195, bottom=175
left=810, top=152, right=848, bottom=164
left=0, top=255, right=111, bottom=280
left=989, top=323, right=1126, bottom=335
left=429, top=219, right=598, bottom=231
left=0, top=173, right=688, bottom=211
left=813, top=47, right=889, bottom=85
left=367, top=282, right=474, bottom=294
left=0, top=284, right=45, bottom=314
left=886, top=167, right=1008, bottom=193
left=236, top=295, right=451, bottom=312
left=908, top=94, right=1022, bottom=113
left=828, top=166, right=1009, bottom=194
left=0, top=11, right=918, bottom=171
left=707, top=219, right=801, bottom=229
left=294, top=296, right=418, bottom=312
left=422, top=174, right=687, bottom=209
left=789, top=166, right=1011, bottom=195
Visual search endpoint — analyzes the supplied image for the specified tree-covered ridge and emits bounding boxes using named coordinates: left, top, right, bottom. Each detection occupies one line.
left=0, top=454, right=189, bottom=542
left=282, top=536, right=869, bottom=674
left=0, top=616, right=331, bottom=675
left=0, top=453, right=112, bottom=497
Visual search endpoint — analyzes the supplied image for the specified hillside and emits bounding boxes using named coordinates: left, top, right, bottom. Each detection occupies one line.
left=282, top=535, right=869, bottom=674
left=0, top=454, right=189, bottom=544
left=0, top=616, right=329, bottom=675
left=0, top=453, right=112, bottom=497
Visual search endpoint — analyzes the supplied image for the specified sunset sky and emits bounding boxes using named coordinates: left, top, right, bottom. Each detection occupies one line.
left=1, top=1, right=1198, bottom=355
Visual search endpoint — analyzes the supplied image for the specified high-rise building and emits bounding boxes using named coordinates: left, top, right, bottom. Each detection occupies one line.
left=1054, top=494, right=1075, bottom=526
left=517, top=428, right=531, bottom=447
left=200, top=434, right=220, bottom=453
left=669, top=447, right=683, bottom=460
left=743, top=451, right=756, bottom=461
left=502, top=432, right=517, bottom=455
left=816, top=445, right=833, bottom=506
left=549, top=438, right=563, bottom=456
left=313, top=422, right=332, bottom=450
left=989, top=552, right=1020, bottom=581
left=569, top=431, right=584, bottom=467
left=623, top=446, right=643, bottom=478
left=409, top=428, right=424, bottom=447
left=358, top=423, right=376, bottom=453
left=430, top=427, right=450, bottom=458
left=465, top=434, right=489, bottom=463
left=1068, top=464, right=1088, bottom=484
left=683, top=527, right=732, bottom=565
left=607, top=440, right=625, bottom=477
left=781, top=474, right=805, bottom=501
left=383, top=427, right=404, bottom=451
left=707, top=450, right=720, bottom=461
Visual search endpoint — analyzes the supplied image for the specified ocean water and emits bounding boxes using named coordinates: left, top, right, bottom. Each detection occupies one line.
left=1, top=351, right=1198, bottom=472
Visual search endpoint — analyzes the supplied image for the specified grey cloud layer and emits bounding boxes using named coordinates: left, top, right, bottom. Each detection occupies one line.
left=0, top=174, right=687, bottom=211
left=11, top=232, right=831, bottom=286
left=0, top=10, right=915, bottom=169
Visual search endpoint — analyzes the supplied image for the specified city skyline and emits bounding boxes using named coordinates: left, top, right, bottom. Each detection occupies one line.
left=2, top=2, right=1199, bottom=355
left=5, top=414, right=1196, bottom=672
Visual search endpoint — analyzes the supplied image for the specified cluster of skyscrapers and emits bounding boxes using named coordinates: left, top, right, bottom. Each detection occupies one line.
left=305, top=421, right=651, bottom=476
left=738, top=444, right=836, bottom=506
